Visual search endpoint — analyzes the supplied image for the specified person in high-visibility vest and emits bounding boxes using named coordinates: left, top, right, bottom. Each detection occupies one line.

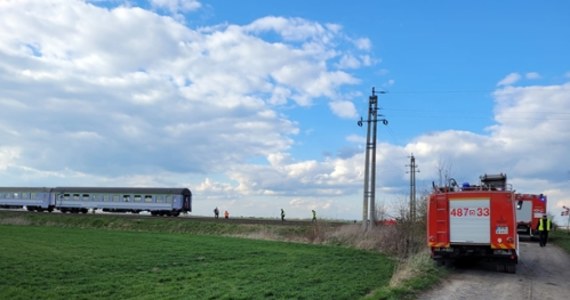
left=537, top=215, right=552, bottom=247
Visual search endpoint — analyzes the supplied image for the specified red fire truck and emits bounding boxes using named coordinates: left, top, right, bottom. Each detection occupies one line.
left=427, top=174, right=518, bottom=273
left=515, top=193, right=547, bottom=238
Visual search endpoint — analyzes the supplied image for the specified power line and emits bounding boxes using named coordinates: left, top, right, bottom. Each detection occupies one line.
left=387, top=89, right=495, bottom=95
left=383, top=109, right=570, bottom=121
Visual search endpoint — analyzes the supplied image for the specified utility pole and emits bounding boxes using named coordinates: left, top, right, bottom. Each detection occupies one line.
left=358, top=87, right=388, bottom=228
left=407, top=154, right=420, bottom=222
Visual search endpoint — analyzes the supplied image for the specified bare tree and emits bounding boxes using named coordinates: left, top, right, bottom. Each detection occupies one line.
left=436, top=159, right=454, bottom=187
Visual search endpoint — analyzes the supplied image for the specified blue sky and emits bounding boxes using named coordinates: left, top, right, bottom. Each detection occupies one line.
left=1, top=0, right=569, bottom=223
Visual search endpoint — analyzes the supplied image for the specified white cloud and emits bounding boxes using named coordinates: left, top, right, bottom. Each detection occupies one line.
left=329, top=100, right=357, bottom=118
left=7, top=1, right=569, bottom=224
left=525, top=72, right=541, bottom=80
left=338, top=54, right=361, bottom=69
left=0, top=0, right=368, bottom=181
left=151, top=0, right=201, bottom=13
left=354, top=38, right=371, bottom=51
left=497, top=72, right=522, bottom=86
left=497, top=72, right=541, bottom=86
left=0, top=147, right=21, bottom=171
left=227, top=153, right=363, bottom=197
left=0, top=0, right=381, bottom=220
left=245, top=16, right=334, bottom=42
left=346, top=134, right=364, bottom=144
left=408, top=82, right=570, bottom=184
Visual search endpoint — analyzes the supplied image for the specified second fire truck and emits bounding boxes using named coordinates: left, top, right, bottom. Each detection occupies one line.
left=515, top=193, right=547, bottom=239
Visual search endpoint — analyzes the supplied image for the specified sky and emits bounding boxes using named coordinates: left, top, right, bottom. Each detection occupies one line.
left=1, top=0, right=569, bottom=224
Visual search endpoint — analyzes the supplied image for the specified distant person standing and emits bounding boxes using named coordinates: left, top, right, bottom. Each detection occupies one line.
left=537, top=214, right=552, bottom=247
left=312, top=210, right=317, bottom=222
left=281, top=208, right=285, bottom=222
left=224, top=210, right=229, bottom=219
left=213, top=207, right=219, bottom=219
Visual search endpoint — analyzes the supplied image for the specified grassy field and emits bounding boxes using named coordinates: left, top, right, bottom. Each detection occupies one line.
left=550, top=230, right=570, bottom=254
left=0, top=224, right=395, bottom=299
left=0, top=211, right=444, bottom=299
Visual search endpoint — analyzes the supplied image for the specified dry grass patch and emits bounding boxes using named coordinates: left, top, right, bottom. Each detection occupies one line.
left=389, top=251, right=434, bottom=287
left=323, top=222, right=425, bottom=257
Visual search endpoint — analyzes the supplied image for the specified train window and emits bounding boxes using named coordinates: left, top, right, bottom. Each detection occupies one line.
left=63, top=194, right=70, bottom=200
left=144, top=195, right=153, bottom=203
left=166, top=195, right=173, bottom=203
left=157, top=195, right=165, bottom=203
left=73, top=194, right=80, bottom=201
left=123, top=195, right=130, bottom=202
left=83, top=194, right=90, bottom=201
left=92, top=195, right=98, bottom=201
left=13, top=193, right=19, bottom=199
left=134, top=195, right=142, bottom=202
left=31, top=193, right=37, bottom=199
left=112, top=195, right=120, bottom=202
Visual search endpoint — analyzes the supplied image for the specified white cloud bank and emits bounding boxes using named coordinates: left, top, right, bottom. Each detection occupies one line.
left=0, top=1, right=569, bottom=224
left=0, top=0, right=366, bottom=174
left=0, top=0, right=369, bottom=214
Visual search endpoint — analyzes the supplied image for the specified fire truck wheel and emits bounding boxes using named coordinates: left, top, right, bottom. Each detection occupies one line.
left=506, top=263, right=516, bottom=274
left=496, top=264, right=506, bottom=272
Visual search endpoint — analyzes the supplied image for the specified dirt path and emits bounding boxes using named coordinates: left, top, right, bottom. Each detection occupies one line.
left=418, top=242, right=570, bottom=300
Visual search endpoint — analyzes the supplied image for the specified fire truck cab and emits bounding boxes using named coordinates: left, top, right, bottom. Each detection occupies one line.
left=515, top=193, right=547, bottom=238
left=427, top=174, right=518, bottom=273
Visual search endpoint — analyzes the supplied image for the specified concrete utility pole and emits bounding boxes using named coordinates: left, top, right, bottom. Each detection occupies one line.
left=407, top=154, right=420, bottom=221
left=358, top=88, right=388, bottom=228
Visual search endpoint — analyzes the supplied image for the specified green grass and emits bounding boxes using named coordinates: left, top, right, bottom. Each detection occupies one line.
left=550, top=230, right=570, bottom=254
left=0, top=225, right=394, bottom=299
left=361, top=251, right=445, bottom=300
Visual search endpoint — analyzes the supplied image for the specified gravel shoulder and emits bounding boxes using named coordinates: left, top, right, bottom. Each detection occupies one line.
left=418, top=241, right=570, bottom=300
